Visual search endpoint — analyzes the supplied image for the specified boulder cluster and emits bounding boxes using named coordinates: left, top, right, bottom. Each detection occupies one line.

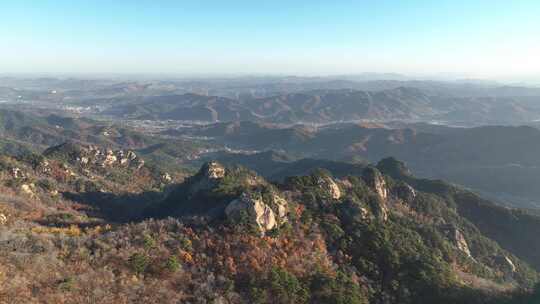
left=78, top=146, right=144, bottom=169
left=187, top=161, right=289, bottom=235
left=43, top=142, right=145, bottom=170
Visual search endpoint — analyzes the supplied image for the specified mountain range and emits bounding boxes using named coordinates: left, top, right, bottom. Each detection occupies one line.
left=177, top=121, right=540, bottom=209
left=98, top=86, right=540, bottom=126
left=2, top=76, right=540, bottom=303
left=1, top=138, right=540, bottom=303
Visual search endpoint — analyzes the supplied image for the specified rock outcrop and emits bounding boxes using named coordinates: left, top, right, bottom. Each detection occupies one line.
left=203, top=161, right=226, bottom=179
left=37, top=160, right=51, bottom=174
left=362, top=167, right=388, bottom=201
left=317, top=176, right=342, bottom=200
left=493, top=255, right=517, bottom=275
left=225, top=190, right=289, bottom=235
left=225, top=193, right=277, bottom=234
left=161, top=172, right=172, bottom=183
left=269, top=194, right=289, bottom=221
left=363, top=167, right=389, bottom=221
left=0, top=213, right=7, bottom=225
left=189, top=161, right=226, bottom=193
left=442, top=225, right=472, bottom=257
left=44, top=142, right=144, bottom=170
left=88, top=146, right=144, bottom=169
left=10, top=167, right=26, bottom=179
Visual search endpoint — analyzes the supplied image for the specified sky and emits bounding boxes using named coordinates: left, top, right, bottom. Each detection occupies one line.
left=1, top=0, right=539, bottom=80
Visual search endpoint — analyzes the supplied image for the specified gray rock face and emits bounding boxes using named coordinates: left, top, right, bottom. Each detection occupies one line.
left=225, top=193, right=277, bottom=234
left=270, top=194, right=289, bottom=220
left=362, top=167, right=388, bottom=201
left=493, top=255, right=517, bottom=274
left=363, top=167, right=390, bottom=221
left=442, top=225, right=472, bottom=258
left=317, top=176, right=342, bottom=199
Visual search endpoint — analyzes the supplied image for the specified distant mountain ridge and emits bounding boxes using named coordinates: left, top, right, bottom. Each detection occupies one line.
left=176, top=121, right=540, bottom=209
left=101, top=86, right=540, bottom=125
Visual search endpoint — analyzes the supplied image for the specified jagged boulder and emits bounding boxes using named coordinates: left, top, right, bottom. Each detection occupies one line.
left=269, top=193, right=289, bottom=221
left=317, top=176, right=342, bottom=200
left=101, top=149, right=117, bottom=167
left=20, top=183, right=36, bottom=198
left=362, top=167, right=390, bottom=221
left=0, top=213, right=7, bottom=225
left=225, top=193, right=277, bottom=234
left=203, top=161, right=226, bottom=179
left=10, top=167, right=25, bottom=179
left=37, top=159, right=51, bottom=174
left=161, top=172, right=172, bottom=183
left=362, top=167, right=388, bottom=201
left=189, top=161, right=226, bottom=193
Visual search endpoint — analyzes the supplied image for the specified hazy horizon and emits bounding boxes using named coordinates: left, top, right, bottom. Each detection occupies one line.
left=1, top=1, right=539, bottom=81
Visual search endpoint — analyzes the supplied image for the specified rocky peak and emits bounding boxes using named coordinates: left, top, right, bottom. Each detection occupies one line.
left=188, top=161, right=227, bottom=193
left=225, top=193, right=277, bottom=235
left=200, top=161, right=226, bottom=179
left=362, top=167, right=388, bottom=201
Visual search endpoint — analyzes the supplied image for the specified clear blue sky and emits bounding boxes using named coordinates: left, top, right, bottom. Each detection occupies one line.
left=1, top=0, right=539, bottom=78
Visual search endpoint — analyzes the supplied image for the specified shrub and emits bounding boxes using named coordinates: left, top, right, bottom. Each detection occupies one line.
left=268, top=267, right=309, bottom=304
left=58, top=277, right=75, bottom=292
left=143, top=233, right=156, bottom=250
left=165, top=255, right=180, bottom=273
left=129, top=253, right=149, bottom=274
